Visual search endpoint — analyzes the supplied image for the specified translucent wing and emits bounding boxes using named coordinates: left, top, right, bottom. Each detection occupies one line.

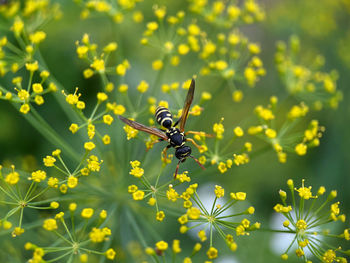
left=118, top=115, right=168, bottom=140
left=179, top=78, right=195, bottom=132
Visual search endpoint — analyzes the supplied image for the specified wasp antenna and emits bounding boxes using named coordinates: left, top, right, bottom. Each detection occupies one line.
left=174, top=160, right=182, bottom=179
left=190, top=155, right=205, bottom=170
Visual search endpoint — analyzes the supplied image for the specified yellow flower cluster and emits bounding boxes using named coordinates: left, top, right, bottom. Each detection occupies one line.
left=176, top=185, right=258, bottom=258
left=129, top=160, right=144, bottom=178
left=273, top=179, right=348, bottom=261
left=89, top=227, right=112, bottom=243
left=275, top=36, right=342, bottom=109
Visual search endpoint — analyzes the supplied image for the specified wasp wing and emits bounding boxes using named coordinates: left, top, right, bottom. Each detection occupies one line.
left=118, top=115, right=168, bottom=140
left=179, top=78, right=195, bottom=132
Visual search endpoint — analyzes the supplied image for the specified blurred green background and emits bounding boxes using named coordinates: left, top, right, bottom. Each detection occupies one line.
left=0, top=0, right=349, bottom=262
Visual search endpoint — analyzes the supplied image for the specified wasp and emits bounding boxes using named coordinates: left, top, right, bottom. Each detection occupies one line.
left=118, top=78, right=206, bottom=178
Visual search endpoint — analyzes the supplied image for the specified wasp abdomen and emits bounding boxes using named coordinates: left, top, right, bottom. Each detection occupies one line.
left=155, top=106, right=173, bottom=129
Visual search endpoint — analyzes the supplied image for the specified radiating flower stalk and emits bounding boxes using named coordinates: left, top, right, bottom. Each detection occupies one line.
left=0, top=0, right=348, bottom=262
left=26, top=204, right=116, bottom=262
left=177, top=185, right=260, bottom=259
left=0, top=165, right=58, bottom=238
left=272, top=179, right=349, bottom=262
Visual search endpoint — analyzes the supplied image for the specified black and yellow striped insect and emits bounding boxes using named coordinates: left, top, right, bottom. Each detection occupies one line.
left=118, top=78, right=204, bottom=178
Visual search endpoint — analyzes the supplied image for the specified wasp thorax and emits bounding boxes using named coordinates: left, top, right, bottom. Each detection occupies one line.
left=155, top=106, right=173, bottom=129
left=175, top=146, right=192, bottom=160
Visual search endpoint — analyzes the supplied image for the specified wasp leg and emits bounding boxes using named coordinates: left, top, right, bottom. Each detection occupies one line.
left=185, top=131, right=215, bottom=137
left=173, top=118, right=181, bottom=127
left=146, top=138, right=164, bottom=152
left=186, top=138, right=204, bottom=151
left=162, top=144, right=172, bottom=159
left=174, top=160, right=182, bottom=179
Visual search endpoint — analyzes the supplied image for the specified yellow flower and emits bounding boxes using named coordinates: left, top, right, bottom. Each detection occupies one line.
left=11, top=18, right=24, bottom=34
left=166, top=187, right=179, bottom=202
left=69, top=203, right=77, bottom=211
left=233, top=126, right=244, bottom=137
left=295, top=143, right=307, bottom=155
left=248, top=43, right=260, bottom=54
left=97, top=92, right=108, bottom=102
left=233, top=153, right=249, bottom=166
left=5, top=171, right=20, bottom=185
left=215, top=60, right=228, bottom=71
left=123, top=123, right=138, bottom=140
left=133, top=11, right=144, bottom=23
left=155, top=241, right=168, bottom=251
left=132, top=190, right=145, bottom=200
left=19, top=104, right=30, bottom=114
left=128, top=185, right=138, bottom=193
left=288, top=104, right=309, bottom=120
left=60, top=184, right=67, bottom=194
left=91, top=58, right=105, bottom=72
left=244, top=67, right=257, bottom=86
left=102, top=135, right=111, bottom=145
left=265, top=128, right=277, bottom=139
left=43, top=156, right=56, bottom=167
left=3, top=221, right=12, bottom=230
left=147, top=21, right=158, bottom=31
left=48, top=177, right=59, bottom=188
left=116, top=63, right=127, bottom=75
left=172, top=239, right=181, bottom=253
left=69, top=123, right=79, bottom=134
left=145, top=247, right=155, bottom=255
left=180, top=225, right=188, bottom=233
left=67, top=176, right=78, bottom=188
left=296, top=180, right=314, bottom=200
left=81, top=208, right=94, bottom=219
left=295, top=248, right=304, bottom=257
left=25, top=61, right=39, bottom=72
left=105, top=248, right=116, bottom=260
left=87, top=155, right=103, bottom=172
left=322, top=250, right=336, bottom=263
left=137, top=80, right=149, bottom=93
left=178, top=44, right=190, bottom=55
left=34, top=95, right=44, bottom=105
left=50, top=201, right=59, bottom=209
left=152, top=60, right=163, bottom=70
left=148, top=197, right=156, bottom=206
left=29, top=170, right=46, bottom=182
left=103, top=42, right=118, bottom=53
left=198, top=230, right=207, bottom=242
left=213, top=121, right=224, bottom=139
left=76, top=45, right=89, bottom=58
left=170, top=55, right=180, bottom=66
left=29, top=31, right=46, bottom=44
left=17, top=89, right=29, bottom=100
left=156, top=211, right=165, bottom=222
left=231, top=192, right=246, bottom=201
left=187, top=207, right=201, bottom=219
left=178, top=215, right=188, bottom=225
left=43, top=219, right=57, bottom=231
left=207, top=247, right=218, bottom=259
left=255, top=105, right=275, bottom=120
left=232, top=90, right=243, bottom=102
left=118, top=84, right=128, bottom=93
left=296, top=219, right=307, bottom=230
left=103, top=114, right=114, bottom=125
left=80, top=254, right=88, bottom=262
left=84, top=142, right=96, bottom=151
left=90, top=228, right=105, bottom=243
left=214, top=185, right=224, bottom=198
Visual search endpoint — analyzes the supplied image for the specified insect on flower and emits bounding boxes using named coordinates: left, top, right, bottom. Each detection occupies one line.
left=119, top=79, right=205, bottom=178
